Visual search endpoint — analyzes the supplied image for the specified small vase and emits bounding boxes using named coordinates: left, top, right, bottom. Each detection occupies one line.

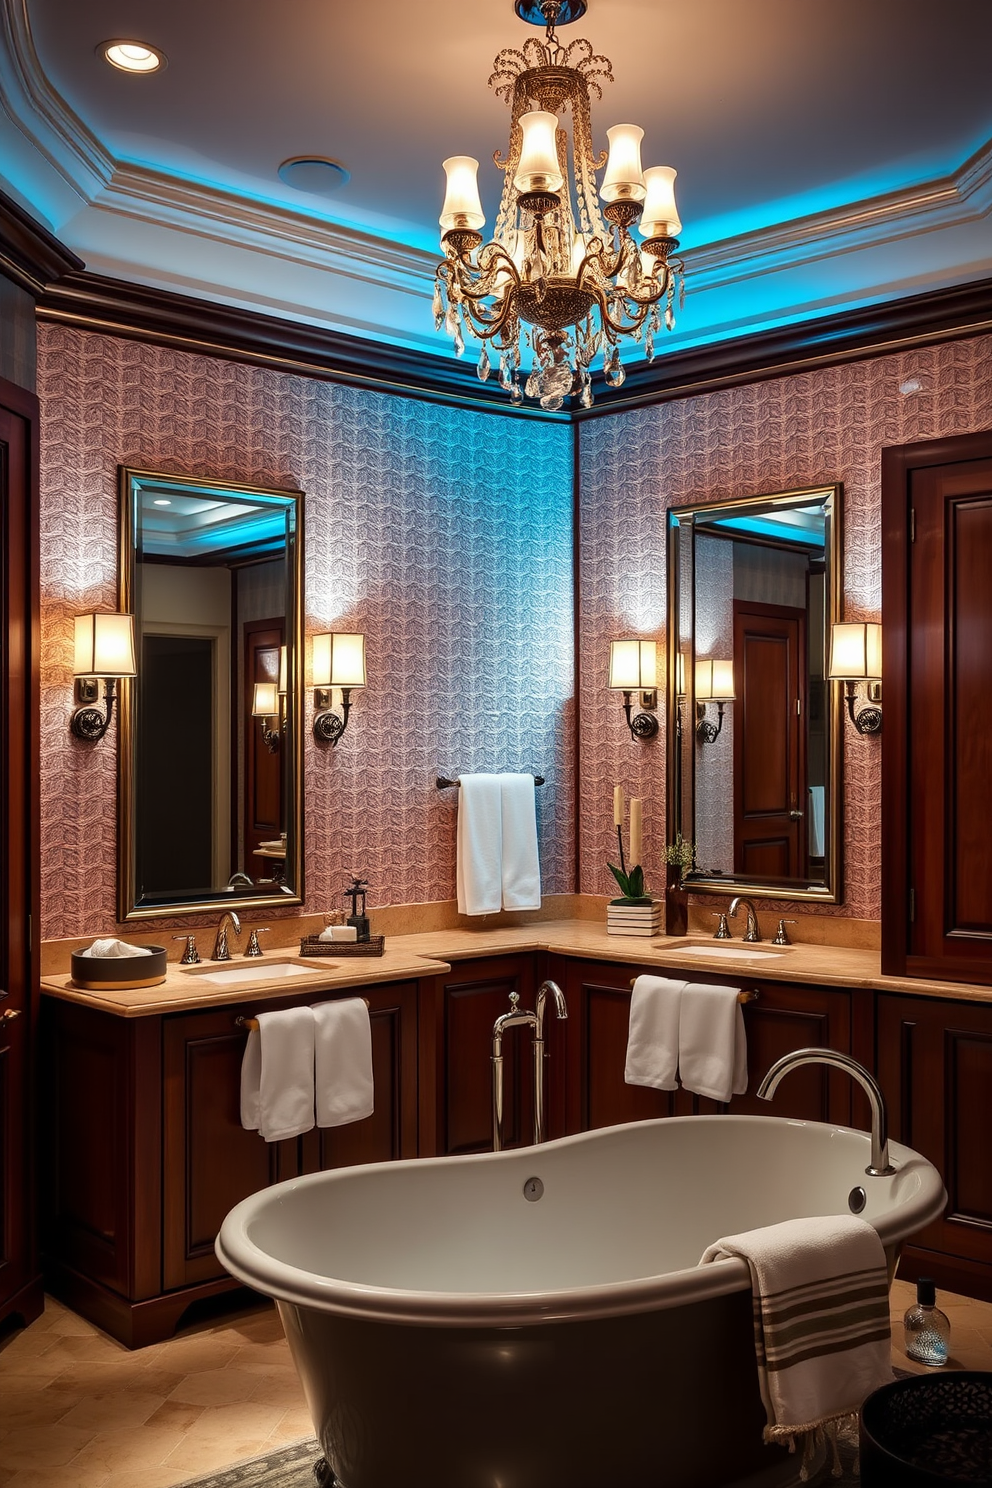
left=664, top=863, right=688, bottom=935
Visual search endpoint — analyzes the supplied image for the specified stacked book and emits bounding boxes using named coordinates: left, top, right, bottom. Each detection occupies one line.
left=607, top=898, right=663, bottom=937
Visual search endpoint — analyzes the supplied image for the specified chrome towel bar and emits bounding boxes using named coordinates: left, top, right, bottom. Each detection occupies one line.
left=436, top=774, right=545, bottom=788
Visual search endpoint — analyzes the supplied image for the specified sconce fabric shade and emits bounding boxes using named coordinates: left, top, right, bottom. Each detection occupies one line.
left=695, top=658, right=736, bottom=700
left=608, top=639, right=657, bottom=691
left=828, top=622, right=882, bottom=681
left=312, top=632, right=367, bottom=689
left=73, top=613, right=136, bottom=677
left=252, top=682, right=279, bottom=717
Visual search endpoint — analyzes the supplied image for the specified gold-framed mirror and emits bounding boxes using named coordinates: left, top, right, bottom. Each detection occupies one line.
left=117, top=468, right=304, bottom=920
left=667, top=483, right=842, bottom=902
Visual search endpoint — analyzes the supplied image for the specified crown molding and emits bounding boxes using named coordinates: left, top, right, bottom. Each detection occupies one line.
left=95, top=163, right=438, bottom=300
left=684, top=138, right=992, bottom=292
left=37, top=268, right=992, bottom=424
left=35, top=270, right=565, bottom=419
left=577, top=277, right=992, bottom=418
left=0, top=0, right=113, bottom=203
left=0, top=184, right=83, bottom=295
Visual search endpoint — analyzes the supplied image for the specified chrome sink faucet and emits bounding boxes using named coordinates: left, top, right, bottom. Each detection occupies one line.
left=757, top=1048, right=895, bottom=1177
left=212, top=910, right=242, bottom=961
left=491, top=980, right=568, bottom=1152
left=728, top=895, right=761, bottom=942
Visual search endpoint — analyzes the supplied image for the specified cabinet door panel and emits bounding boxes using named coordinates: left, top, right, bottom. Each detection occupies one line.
left=304, top=984, right=418, bottom=1172
left=163, top=1009, right=296, bottom=1291
left=439, top=957, right=536, bottom=1155
left=727, top=982, right=852, bottom=1123
left=563, top=960, right=676, bottom=1132
left=877, top=995, right=992, bottom=1272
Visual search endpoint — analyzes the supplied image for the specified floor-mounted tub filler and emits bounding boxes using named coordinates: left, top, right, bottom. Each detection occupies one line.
left=217, top=1114, right=946, bottom=1488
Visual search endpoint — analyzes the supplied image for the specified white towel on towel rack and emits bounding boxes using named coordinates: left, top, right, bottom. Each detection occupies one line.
left=314, top=998, right=374, bottom=1127
left=678, top=983, right=748, bottom=1103
left=456, top=773, right=541, bottom=914
left=624, top=975, right=688, bottom=1091
left=240, top=1006, right=315, bottom=1142
left=499, top=773, right=541, bottom=910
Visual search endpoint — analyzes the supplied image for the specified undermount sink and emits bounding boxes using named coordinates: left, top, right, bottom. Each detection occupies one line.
left=661, top=939, right=789, bottom=959
left=180, top=957, right=335, bottom=987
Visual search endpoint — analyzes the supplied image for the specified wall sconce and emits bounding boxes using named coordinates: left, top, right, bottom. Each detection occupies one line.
left=252, top=681, right=282, bottom=753
left=312, top=632, right=366, bottom=745
left=608, top=639, right=659, bottom=739
left=71, top=612, right=137, bottom=741
left=828, top=622, right=882, bottom=734
left=695, top=658, right=735, bottom=743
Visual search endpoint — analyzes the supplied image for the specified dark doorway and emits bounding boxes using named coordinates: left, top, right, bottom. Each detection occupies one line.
left=137, top=635, right=214, bottom=895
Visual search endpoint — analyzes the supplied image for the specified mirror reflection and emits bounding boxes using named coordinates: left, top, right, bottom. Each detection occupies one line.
left=668, top=485, right=841, bottom=901
left=118, top=470, right=304, bottom=920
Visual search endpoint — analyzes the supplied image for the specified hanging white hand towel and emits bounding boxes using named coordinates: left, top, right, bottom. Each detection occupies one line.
left=239, top=1006, right=315, bottom=1142
left=456, top=773, right=503, bottom=915
left=624, top=975, right=688, bottom=1090
left=678, top=982, right=748, bottom=1102
left=314, top=998, right=374, bottom=1127
left=499, top=773, right=541, bottom=911
left=699, top=1214, right=892, bottom=1452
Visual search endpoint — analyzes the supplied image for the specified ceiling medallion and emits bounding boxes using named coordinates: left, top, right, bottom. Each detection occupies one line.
left=434, top=0, right=684, bottom=410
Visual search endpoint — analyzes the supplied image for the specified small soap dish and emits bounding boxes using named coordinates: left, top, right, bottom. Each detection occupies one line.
left=71, top=945, right=168, bottom=990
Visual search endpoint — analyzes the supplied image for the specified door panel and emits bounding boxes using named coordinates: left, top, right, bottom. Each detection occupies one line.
left=733, top=602, right=806, bottom=880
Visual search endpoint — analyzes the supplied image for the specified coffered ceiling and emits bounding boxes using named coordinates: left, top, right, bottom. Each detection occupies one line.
left=2, top=0, right=990, bottom=366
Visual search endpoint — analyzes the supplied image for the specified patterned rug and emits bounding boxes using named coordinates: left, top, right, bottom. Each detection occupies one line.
left=172, top=1434, right=864, bottom=1487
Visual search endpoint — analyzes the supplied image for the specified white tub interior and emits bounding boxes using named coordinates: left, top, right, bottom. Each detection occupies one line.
left=242, top=1117, right=931, bottom=1294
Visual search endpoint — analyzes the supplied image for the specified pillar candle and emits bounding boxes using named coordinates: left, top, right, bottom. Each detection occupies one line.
left=614, top=784, right=624, bottom=827
left=630, top=797, right=643, bottom=867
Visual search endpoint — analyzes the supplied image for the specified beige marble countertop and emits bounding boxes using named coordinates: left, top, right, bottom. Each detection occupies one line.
left=39, top=918, right=992, bottom=1016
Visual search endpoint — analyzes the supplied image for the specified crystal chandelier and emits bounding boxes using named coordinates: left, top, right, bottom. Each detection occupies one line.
left=434, top=0, right=685, bottom=411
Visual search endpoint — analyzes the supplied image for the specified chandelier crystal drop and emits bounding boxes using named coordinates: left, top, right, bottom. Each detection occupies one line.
left=435, top=0, right=685, bottom=411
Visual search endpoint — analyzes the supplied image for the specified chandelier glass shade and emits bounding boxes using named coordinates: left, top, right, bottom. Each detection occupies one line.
left=434, top=1, right=685, bottom=411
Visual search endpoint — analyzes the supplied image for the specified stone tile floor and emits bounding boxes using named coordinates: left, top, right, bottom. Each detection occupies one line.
left=0, top=1283, right=990, bottom=1487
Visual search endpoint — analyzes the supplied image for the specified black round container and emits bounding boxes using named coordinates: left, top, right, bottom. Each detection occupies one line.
left=70, top=944, right=167, bottom=989
left=860, top=1372, right=992, bottom=1486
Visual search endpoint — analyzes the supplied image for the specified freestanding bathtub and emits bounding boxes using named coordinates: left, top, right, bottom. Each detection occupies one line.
left=217, top=1116, right=946, bottom=1488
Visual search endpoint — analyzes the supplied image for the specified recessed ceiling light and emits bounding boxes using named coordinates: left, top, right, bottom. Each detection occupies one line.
left=100, top=40, right=166, bottom=73
left=153, top=499, right=172, bottom=506
left=277, top=157, right=350, bottom=195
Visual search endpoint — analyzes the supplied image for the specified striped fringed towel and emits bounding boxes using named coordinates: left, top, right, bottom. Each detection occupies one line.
left=700, top=1215, right=893, bottom=1474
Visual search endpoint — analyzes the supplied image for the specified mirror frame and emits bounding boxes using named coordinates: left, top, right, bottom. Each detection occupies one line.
left=117, top=467, right=305, bottom=921
left=666, top=482, right=843, bottom=903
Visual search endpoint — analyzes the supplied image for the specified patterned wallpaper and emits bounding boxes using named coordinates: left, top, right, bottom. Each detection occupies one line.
left=37, top=326, right=575, bottom=939
left=577, top=332, right=992, bottom=919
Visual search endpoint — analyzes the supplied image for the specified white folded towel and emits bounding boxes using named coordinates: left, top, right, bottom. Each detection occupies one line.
left=240, top=1007, right=315, bottom=1142
left=314, top=998, right=374, bottom=1127
left=80, top=937, right=151, bottom=958
left=678, top=982, right=748, bottom=1102
left=456, top=773, right=541, bottom=915
left=624, top=975, right=688, bottom=1091
left=699, top=1214, right=892, bottom=1449
left=456, top=773, right=503, bottom=914
left=317, top=925, right=358, bottom=942
left=499, top=773, right=541, bottom=911
left=808, top=785, right=826, bottom=858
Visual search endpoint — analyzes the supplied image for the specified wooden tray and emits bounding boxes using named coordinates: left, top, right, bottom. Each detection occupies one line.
left=300, top=934, right=385, bottom=957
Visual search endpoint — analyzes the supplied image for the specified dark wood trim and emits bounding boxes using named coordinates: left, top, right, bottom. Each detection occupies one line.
left=881, top=430, right=992, bottom=976
left=44, top=1258, right=254, bottom=1349
left=0, top=188, right=83, bottom=297
left=578, top=278, right=992, bottom=418
left=36, top=270, right=563, bottom=419
left=36, top=268, right=992, bottom=423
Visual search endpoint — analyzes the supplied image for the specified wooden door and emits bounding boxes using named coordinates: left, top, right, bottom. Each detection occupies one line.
left=733, top=602, right=807, bottom=879
left=882, top=432, right=992, bottom=981
left=0, top=379, right=40, bottom=1332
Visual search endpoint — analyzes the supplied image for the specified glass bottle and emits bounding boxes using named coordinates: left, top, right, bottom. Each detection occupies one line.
left=903, top=1277, right=950, bottom=1365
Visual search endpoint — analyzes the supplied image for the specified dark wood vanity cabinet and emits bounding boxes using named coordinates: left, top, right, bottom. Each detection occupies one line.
left=43, top=980, right=420, bottom=1346
left=877, top=993, right=992, bottom=1302
left=555, top=957, right=854, bottom=1132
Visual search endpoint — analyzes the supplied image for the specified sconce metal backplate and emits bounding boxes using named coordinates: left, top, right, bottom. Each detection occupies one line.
left=76, top=678, right=99, bottom=704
